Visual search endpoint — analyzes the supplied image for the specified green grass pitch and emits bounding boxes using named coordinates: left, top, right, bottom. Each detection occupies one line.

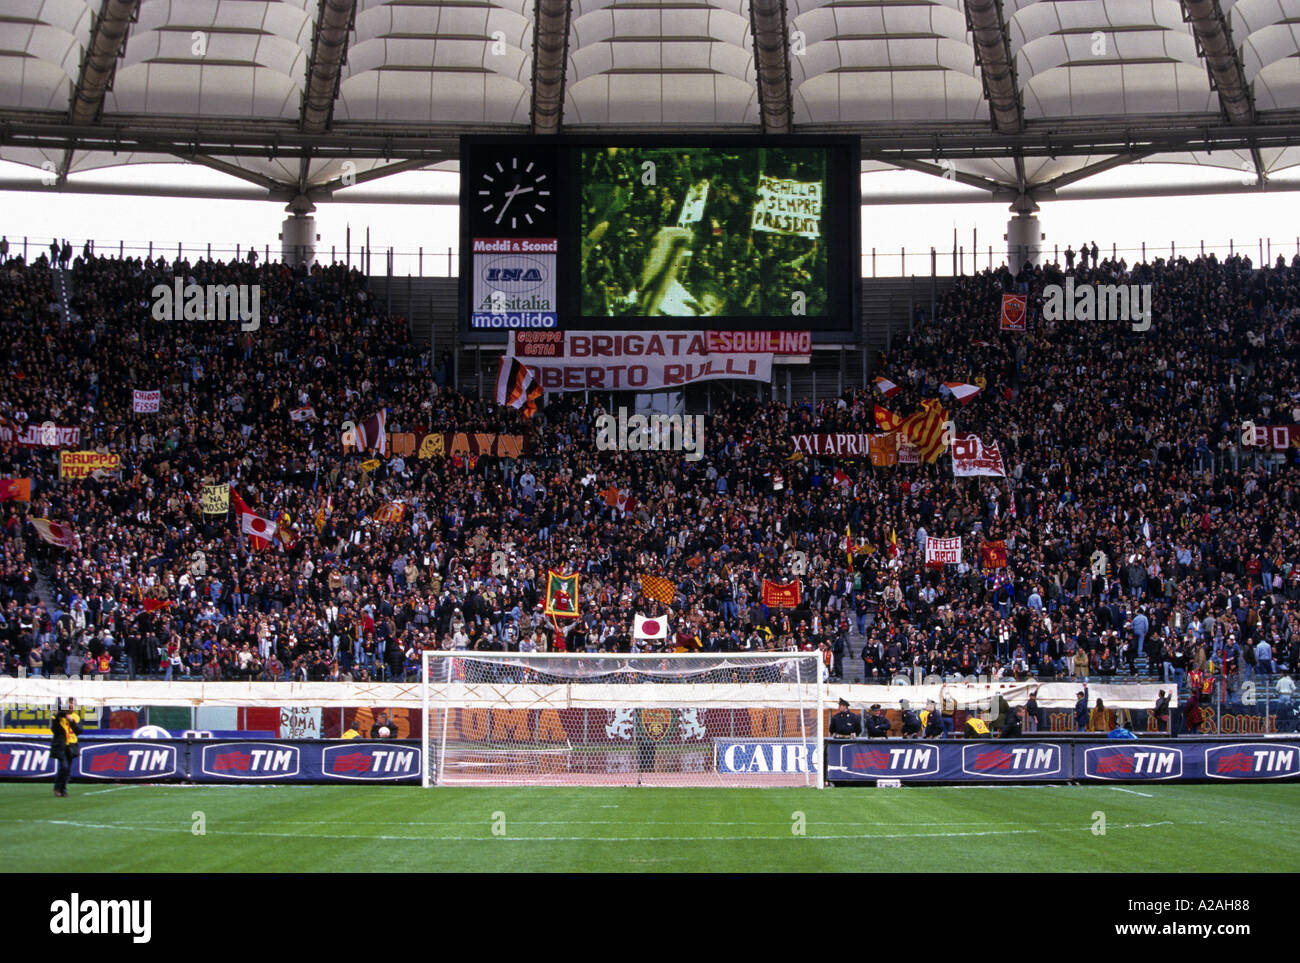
left=1, top=783, right=1296, bottom=872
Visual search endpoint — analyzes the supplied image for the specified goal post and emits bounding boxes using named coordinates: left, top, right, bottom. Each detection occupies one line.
left=421, top=651, right=825, bottom=788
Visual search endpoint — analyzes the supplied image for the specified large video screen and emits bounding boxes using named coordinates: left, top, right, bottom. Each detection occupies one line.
left=460, top=135, right=859, bottom=336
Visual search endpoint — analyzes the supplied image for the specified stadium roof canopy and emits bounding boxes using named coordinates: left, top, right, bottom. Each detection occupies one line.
left=3, top=0, right=1300, bottom=206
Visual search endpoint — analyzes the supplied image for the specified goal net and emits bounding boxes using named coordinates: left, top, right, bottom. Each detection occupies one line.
left=421, top=652, right=825, bottom=787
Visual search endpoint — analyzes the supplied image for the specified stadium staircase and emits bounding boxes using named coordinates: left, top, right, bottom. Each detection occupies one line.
left=860, top=276, right=959, bottom=367
left=51, top=266, right=79, bottom=327
left=25, top=267, right=76, bottom=630
left=368, top=274, right=458, bottom=363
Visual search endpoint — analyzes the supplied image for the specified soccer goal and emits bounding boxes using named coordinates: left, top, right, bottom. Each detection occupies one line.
left=421, top=651, right=825, bottom=787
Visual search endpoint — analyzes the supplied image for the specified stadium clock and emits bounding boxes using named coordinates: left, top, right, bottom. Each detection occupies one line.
left=468, top=148, right=557, bottom=235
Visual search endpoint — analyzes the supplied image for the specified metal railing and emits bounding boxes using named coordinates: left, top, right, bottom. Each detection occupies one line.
left=5, top=234, right=1299, bottom=279
left=1182, top=673, right=1299, bottom=736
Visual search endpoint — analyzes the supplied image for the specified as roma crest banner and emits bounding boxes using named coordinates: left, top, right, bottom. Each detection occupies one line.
left=762, top=578, right=801, bottom=608
left=544, top=570, right=580, bottom=619
left=1000, top=294, right=1027, bottom=332
left=637, top=707, right=675, bottom=743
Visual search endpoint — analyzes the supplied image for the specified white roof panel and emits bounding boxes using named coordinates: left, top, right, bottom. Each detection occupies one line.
left=0, top=0, right=1294, bottom=196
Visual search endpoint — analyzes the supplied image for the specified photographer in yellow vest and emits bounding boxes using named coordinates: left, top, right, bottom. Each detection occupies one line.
left=50, top=699, right=82, bottom=798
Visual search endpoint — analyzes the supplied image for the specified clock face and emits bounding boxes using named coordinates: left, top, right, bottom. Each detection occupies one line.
left=473, top=151, right=555, bottom=234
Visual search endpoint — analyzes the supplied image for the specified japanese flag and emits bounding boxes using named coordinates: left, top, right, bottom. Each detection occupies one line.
left=240, top=511, right=277, bottom=543
left=634, top=614, right=669, bottom=640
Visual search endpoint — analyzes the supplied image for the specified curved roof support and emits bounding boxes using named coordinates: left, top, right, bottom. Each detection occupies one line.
left=299, top=0, right=358, bottom=192
left=750, top=0, right=793, bottom=134
left=61, top=0, right=139, bottom=180
left=965, top=0, right=1023, bottom=133
left=531, top=0, right=573, bottom=134
left=301, top=0, right=356, bottom=134
left=1181, top=0, right=1255, bottom=128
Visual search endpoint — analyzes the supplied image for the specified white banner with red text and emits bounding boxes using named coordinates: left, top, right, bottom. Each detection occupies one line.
left=509, top=331, right=774, bottom=392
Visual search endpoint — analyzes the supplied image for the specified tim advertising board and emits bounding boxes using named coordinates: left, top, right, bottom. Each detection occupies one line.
left=961, top=744, right=1063, bottom=779
left=829, top=744, right=941, bottom=780
left=320, top=743, right=421, bottom=782
left=0, top=741, right=57, bottom=778
left=1081, top=745, right=1183, bottom=781
left=200, top=743, right=301, bottom=781
left=715, top=740, right=819, bottom=775
left=1204, top=743, right=1300, bottom=780
left=77, top=743, right=181, bottom=781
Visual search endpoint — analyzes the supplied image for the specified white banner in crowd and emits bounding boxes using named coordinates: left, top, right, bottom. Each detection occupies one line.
left=951, top=432, right=1007, bottom=477
left=509, top=331, right=773, bottom=392
left=279, top=706, right=322, bottom=739
left=132, top=389, right=161, bottom=413
left=925, top=536, right=963, bottom=566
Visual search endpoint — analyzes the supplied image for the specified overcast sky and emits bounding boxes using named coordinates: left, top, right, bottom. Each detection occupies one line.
left=1, top=159, right=1296, bottom=278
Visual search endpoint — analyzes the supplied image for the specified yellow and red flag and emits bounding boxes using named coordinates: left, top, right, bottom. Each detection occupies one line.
left=762, top=578, right=801, bottom=608
left=874, top=405, right=903, bottom=433
left=898, top=398, right=950, bottom=463
left=640, top=574, right=676, bottom=605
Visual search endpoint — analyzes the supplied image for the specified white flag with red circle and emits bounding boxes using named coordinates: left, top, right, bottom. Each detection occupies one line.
left=633, top=614, right=669, bottom=640
left=240, top=511, right=277, bottom=546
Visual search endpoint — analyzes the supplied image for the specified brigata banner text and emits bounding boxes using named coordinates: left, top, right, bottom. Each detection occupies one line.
left=509, top=331, right=773, bottom=391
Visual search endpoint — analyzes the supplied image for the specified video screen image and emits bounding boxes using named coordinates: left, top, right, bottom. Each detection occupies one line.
left=579, top=146, right=830, bottom=319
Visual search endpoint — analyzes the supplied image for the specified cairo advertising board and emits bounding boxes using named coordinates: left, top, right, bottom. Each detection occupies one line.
left=714, top=740, right=820, bottom=774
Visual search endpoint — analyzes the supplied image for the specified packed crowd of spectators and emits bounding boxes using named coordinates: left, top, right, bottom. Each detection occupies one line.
left=0, top=244, right=1297, bottom=722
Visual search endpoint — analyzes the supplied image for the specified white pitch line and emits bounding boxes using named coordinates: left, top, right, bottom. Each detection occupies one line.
left=19, top=817, right=1018, bottom=828
left=1109, top=787, right=1155, bottom=798
left=4, top=817, right=1179, bottom=843
left=81, top=785, right=138, bottom=796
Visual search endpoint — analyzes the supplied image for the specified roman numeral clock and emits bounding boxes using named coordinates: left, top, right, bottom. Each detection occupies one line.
left=463, top=141, right=561, bottom=332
